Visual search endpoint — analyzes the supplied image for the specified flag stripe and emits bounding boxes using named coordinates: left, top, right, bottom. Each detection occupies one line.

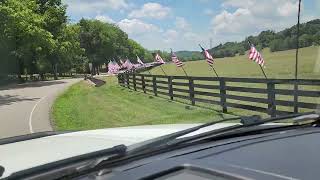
left=248, top=45, right=265, bottom=66
left=201, top=47, right=214, bottom=66
left=155, top=54, right=165, bottom=64
left=171, top=51, right=184, bottom=67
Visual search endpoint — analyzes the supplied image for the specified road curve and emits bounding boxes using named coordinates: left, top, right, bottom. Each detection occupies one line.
left=0, top=79, right=81, bottom=139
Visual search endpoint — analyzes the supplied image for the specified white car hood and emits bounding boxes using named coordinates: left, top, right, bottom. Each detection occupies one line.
left=0, top=123, right=235, bottom=178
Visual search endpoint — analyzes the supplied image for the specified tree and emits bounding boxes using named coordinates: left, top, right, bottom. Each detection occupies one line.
left=35, top=0, right=68, bottom=79
left=78, top=19, right=141, bottom=74
left=127, top=39, right=145, bottom=63
left=0, top=0, right=55, bottom=81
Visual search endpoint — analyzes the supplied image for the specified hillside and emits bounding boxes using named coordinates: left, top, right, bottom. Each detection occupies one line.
left=175, top=51, right=203, bottom=61
left=175, top=19, right=320, bottom=61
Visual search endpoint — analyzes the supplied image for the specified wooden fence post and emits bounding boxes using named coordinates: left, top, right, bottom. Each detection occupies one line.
left=219, top=78, right=227, bottom=113
left=267, top=82, right=276, bottom=117
left=189, top=77, right=195, bottom=105
left=168, top=76, right=173, bottom=100
left=117, top=74, right=122, bottom=86
left=294, top=82, right=299, bottom=113
left=141, top=75, right=146, bottom=93
left=126, top=73, right=130, bottom=89
left=153, top=76, right=157, bottom=96
left=133, top=74, right=137, bottom=91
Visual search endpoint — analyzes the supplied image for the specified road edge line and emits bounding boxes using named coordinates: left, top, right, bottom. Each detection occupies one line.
left=29, top=96, right=47, bottom=133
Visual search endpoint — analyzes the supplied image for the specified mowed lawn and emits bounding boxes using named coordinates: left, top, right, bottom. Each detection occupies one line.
left=52, top=77, right=227, bottom=131
left=147, top=46, right=320, bottom=79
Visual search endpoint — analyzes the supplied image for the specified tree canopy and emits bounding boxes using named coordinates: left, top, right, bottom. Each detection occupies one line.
left=0, top=0, right=149, bottom=81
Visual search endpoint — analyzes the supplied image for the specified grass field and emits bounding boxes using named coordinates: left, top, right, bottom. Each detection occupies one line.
left=146, top=46, right=320, bottom=79
left=139, top=46, right=320, bottom=116
left=52, top=47, right=320, bottom=130
left=52, top=77, right=230, bottom=131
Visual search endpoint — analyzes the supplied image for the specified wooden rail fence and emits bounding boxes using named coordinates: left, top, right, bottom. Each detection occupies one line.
left=117, top=73, right=320, bottom=117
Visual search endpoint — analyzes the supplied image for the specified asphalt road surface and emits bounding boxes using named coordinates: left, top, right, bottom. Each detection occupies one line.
left=0, top=79, right=81, bottom=139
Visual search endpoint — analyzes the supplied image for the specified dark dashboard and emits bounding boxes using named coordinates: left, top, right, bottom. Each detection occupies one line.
left=80, top=127, right=320, bottom=180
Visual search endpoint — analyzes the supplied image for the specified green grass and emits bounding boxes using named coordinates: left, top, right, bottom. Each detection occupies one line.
left=147, top=46, right=320, bottom=79
left=52, top=77, right=229, bottom=131
left=52, top=47, right=320, bottom=130
left=141, top=46, right=320, bottom=116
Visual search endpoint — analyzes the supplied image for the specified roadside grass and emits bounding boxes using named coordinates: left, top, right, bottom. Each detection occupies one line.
left=52, top=77, right=229, bottom=131
left=52, top=47, right=320, bottom=130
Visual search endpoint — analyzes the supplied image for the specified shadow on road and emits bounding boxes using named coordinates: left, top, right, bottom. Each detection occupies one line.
left=0, top=95, right=40, bottom=106
left=0, top=80, right=67, bottom=91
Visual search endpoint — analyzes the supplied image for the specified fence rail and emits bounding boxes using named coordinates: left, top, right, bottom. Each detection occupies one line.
left=117, top=73, right=320, bottom=117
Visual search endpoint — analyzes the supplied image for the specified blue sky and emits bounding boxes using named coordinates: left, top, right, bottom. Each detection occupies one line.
left=62, top=0, right=319, bottom=51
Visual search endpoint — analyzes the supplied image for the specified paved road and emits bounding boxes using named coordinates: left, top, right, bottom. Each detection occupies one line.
left=0, top=79, right=81, bottom=139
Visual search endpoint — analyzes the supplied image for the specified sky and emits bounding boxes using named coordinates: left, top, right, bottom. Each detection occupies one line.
left=62, top=0, right=319, bottom=51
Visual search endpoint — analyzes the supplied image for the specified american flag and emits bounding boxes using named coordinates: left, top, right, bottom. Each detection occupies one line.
left=155, top=53, right=165, bottom=64
left=108, top=61, right=120, bottom=74
left=123, top=59, right=133, bottom=70
left=171, top=50, right=184, bottom=67
left=137, top=55, right=144, bottom=65
left=200, top=46, right=214, bottom=66
left=249, top=45, right=265, bottom=67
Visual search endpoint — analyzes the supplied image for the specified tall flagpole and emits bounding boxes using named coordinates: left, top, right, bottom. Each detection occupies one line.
left=259, top=65, right=267, bottom=79
left=210, top=65, right=219, bottom=78
left=181, top=66, right=188, bottom=77
left=159, top=66, right=167, bottom=75
left=295, top=0, right=301, bottom=79
left=248, top=41, right=267, bottom=79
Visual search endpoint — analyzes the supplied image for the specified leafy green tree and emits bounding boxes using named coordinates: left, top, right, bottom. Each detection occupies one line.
left=127, top=39, right=145, bottom=63
left=0, top=0, right=55, bottom=81
left=35, top=0, right=67, bottom=79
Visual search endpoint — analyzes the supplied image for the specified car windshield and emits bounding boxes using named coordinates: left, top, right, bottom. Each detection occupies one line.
left=0, top=0, right=319, bottom=178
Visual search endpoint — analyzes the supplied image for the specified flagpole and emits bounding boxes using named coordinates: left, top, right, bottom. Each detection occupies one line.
left=210, top=65, right=219, bottom=78
left=181, top=66, right=188, bottom=77
left=248, top=41, right=267, bottom=79
left=159, top=66, right=167, bottom=76
left=259, top=65, right=267, bottom=79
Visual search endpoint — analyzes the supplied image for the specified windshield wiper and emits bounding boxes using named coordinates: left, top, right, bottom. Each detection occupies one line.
left=7, top=144, right=127, bottom=180
left=128, top=116, right=242, bottom=154
left=0, top=131, right=72, bottom=146
left=129, top=112, right=319, bottom=155
left=167, top=111, right=320, bottom=147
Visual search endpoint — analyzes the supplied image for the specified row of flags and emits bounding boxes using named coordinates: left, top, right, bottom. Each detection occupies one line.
left=107, top=43, right=265, bottom=77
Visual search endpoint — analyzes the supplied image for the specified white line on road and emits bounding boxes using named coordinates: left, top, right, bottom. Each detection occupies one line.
left=29, top=96, right=47, bottom=133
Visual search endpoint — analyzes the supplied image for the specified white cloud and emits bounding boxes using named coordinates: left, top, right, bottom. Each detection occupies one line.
left=183, top=32, right=200, bottom=41
left=63, top=0, right=128, bottom=16
left=95, top=15, right=115, bottom=23
left=117, top=19, right=159, bottom=35
left=212, top=8, right=252, bottom=34
left=128, top=3, right=171, bottom=19
left=222, top=0, right=255, bottom=8
left=175, top=17, right=190, bottom=30
left=164, top=29, right=179, bottom=43
left=277, top=1, right=299, bottom=17
left=212, top=0, right=302, bottom=37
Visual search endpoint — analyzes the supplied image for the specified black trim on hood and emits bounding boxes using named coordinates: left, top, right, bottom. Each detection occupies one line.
left=0, top=131, right=73, bottom=145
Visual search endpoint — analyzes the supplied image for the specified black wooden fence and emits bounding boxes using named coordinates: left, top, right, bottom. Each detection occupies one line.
left=117, top=73, right=320, bottom=117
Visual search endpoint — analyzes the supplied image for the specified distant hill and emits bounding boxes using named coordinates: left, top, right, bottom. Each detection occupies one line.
left=175, top=51, right=202, bottom=61
left=176, top=19, right=320, bottom=60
